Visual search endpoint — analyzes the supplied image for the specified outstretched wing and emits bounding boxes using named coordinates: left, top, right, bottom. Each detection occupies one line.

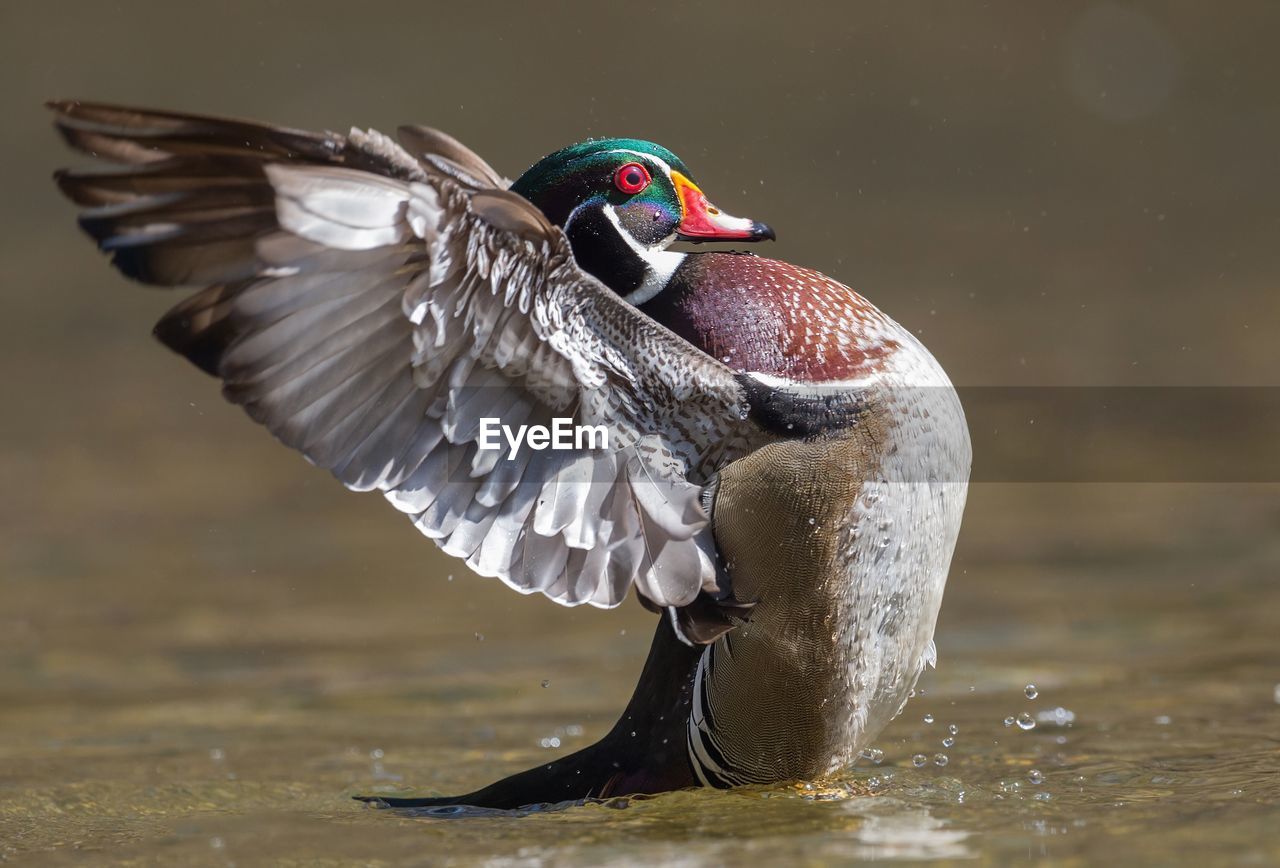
left=51, top=100, right=765, bottom=614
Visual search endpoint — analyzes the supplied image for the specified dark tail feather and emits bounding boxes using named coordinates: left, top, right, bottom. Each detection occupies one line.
left=358, top=616, right=704, bottom=811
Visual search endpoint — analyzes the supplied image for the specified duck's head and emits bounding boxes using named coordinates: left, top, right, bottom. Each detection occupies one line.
left=511, top=139, right=774, bottom=302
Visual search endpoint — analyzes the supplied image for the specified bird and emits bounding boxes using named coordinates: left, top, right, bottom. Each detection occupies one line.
left=50, top=100, right=971, bottom=811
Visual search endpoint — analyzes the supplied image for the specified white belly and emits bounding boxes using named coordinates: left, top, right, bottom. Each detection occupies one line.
left=828, top=333, right=972, bottom=771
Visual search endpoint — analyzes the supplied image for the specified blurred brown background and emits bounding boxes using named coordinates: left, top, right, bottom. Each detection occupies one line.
left=1, top=2, right=1277, bottom=862
left=5, top=2, right=1279, bottom=389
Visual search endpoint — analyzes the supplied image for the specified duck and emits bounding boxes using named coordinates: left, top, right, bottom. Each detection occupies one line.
left=50, top=100, right=971, bottom=810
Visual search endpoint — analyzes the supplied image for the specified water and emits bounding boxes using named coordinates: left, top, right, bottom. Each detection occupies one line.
left=4, top=2, right=1280, bottom=864
left=3, top=473, right=1276, bottom=864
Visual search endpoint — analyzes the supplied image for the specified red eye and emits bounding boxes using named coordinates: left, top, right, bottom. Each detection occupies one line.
left=613, top=162, right=651, bottom=195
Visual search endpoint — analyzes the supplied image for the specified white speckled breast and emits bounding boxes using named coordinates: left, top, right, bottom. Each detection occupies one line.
left=827, top=324, right=972, bottom=770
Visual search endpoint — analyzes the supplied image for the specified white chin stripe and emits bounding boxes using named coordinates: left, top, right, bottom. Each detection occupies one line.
left=601, top=205, right=684, bottom=306
left=603, top=148, right=675, bottom=178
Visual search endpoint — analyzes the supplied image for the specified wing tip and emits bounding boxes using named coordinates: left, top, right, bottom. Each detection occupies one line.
left=152, top=301, right=227, bottom=377
left=46, top=97, right=81, bottom=116
left=46, top=98, right=123, bottom=127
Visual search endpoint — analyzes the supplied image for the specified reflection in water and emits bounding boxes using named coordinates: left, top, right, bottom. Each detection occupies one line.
left=846, top=803, right=973, bottom=861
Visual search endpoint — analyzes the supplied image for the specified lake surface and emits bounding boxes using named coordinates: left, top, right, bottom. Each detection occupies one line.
left=3, top=438, right=1277, bottom=864
left=3, top=2, right=1279, bottom=863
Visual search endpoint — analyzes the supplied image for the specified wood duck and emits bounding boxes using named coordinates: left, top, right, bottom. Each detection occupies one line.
left=51, top=101, right=971, bottom=810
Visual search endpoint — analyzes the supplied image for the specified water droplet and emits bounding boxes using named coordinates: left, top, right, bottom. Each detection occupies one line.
left=934, top=753, right=948, bottom=767
left=210, top=837, right=225, bottom=850
left=1028, top=769, right=1044, bottom=784
left=1017, top=713, right=1036, bottom=731
left=1034, top=791, right=1052, bottom=801
left=369, top=748, right=384, bottom=759
left=860, top=747, right=885, bottom=764
left=209, top=748, right=224, bottom=762
left=446, top=574, right=454, bottom=582
left=1003, top=716, right=1016, bottom=727
left=565, top=724, right=584, bottom=736
left=911, top=753, right=928, bottom=768
left=808, top=517, right=816, bottom=525
left=474, top=632, right=485, bottom=642
left=1024, top=684, right=1039, bottom=700
left=1154, top=715, right=1172, bottom=725
left=540, top=679, right=550, bottom=688
left=539, top=736, right=561, bottom=748
left=923, top=713, right=935, bottom=724
left=942, top=737, right=955, bottom=748
left=948, top=723, right=959, bottom=735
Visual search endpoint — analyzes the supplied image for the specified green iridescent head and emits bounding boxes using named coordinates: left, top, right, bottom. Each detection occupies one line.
left=511, top=138, right=774, bottom=249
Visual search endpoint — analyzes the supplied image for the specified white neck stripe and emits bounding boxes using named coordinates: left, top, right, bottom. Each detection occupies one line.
left=600, top=205, right=684, bottom=306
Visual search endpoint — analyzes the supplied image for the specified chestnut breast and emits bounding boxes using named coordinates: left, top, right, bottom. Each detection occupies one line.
left=640, top=253, right=896, bottom=382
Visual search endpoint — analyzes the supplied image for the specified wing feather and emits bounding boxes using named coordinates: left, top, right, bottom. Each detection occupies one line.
left=51, top=101, right=766, bottom=623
